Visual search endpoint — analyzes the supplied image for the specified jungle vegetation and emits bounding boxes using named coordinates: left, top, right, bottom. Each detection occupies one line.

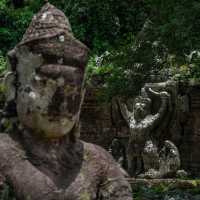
left=0, top=0, right=200, bottom=99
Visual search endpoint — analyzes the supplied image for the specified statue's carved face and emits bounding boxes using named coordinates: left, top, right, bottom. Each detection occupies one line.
left=164, top=140, right=174, bottom=150
left=134, top=97, right=151, bottom=121
left=13, top=36, right=88, bottom=139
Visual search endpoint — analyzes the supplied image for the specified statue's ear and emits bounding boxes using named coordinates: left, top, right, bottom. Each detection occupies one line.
left=4, top=49, right=17, bottom=103
left=4, top=71, right=16, bottom=103
left=7, top=48, right=17, bottom=71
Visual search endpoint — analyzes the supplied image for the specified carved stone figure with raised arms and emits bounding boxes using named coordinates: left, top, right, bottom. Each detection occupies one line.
left=119, top=87, right=170, bottom=176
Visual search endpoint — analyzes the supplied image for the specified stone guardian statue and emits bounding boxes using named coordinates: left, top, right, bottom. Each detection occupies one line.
left=0, top=3, right=132, bottom=200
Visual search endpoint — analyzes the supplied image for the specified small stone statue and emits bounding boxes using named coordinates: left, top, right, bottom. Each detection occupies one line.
left=140, top=140, right=181, bottom=179
left=0, top=3, right=132, bottom=200
left=159, top=140, right=181, bottom=177
left=119, top=87, right=170, bottom=176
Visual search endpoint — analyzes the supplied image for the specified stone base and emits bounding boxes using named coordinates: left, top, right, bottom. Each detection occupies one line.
left=128, top=178, right=200, bottom=189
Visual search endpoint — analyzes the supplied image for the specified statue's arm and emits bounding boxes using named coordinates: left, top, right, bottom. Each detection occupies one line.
left=98, top=149, right=133, bottom=200
left=100, top=166, right=133, bottom=200
left=146, top=88, right=170, bottom=130
left=0, top=134, right=63, bottom=200
left=118, top=99, right=133, bottom=125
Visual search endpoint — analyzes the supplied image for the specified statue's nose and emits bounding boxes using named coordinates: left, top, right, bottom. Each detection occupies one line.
left=48, top=87, right=65, bottom=115
left=135, top=104, right=142, bottom=111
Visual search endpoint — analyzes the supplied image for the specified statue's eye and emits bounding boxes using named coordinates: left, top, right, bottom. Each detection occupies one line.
left=24, top=86, right=32, bottom=93
left=141, top=103, right=146, bottom=107
left=59, top=35, right=65, bottom=42
left=34, top=75, right=41, bottom=82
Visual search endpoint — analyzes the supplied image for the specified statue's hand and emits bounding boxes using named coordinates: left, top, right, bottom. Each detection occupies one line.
left=0, top=134, right=26, bottom=175
left=160, top=91, right=170, bottom=99
left=147, top=87, right=160, bottom=97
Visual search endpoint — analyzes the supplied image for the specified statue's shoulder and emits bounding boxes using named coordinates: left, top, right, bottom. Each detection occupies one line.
left=81, top=141, right=115, bottom=165
left=0, top=134, right=23, bottom=152
left=81, top=140, right=130, bottom=176
left=144, top=114, right=158, bottom=124
left=0, top=133, right=13, bottom=142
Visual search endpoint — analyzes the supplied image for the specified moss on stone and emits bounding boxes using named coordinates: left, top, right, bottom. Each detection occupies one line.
left=0, top=83, right=5, bottom=109
left=131, top=179, right=200, bottom=200
left=80, top=191, right=91, bottom=200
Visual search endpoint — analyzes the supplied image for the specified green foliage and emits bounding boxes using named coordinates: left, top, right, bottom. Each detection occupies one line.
left=132, top=183, right=200, bottom=200
left=86, top=53, right=113, bottom=82
left=143, top=0, right=200, bottom=55
left=0, top=183, right=16, bottom=200
left=88, top=0, right=200, bottom=99
left=0, top=0, right=147, bottom=55
left=0, top=0, right=7, bottom=10
left=48, top=0, right=146, bottom=53
left=0, top=0, right=200, bottom=95
left=92, top=22, right=169, bottom=100
left=172, top=51, right=200, bottom=82
left=0, top=3, right=34, bottom=55
left=0, top=52, right=6, bottom=73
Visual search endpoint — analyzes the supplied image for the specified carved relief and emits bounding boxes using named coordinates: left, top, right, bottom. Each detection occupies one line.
left=119, top=81, right=185, bottom=178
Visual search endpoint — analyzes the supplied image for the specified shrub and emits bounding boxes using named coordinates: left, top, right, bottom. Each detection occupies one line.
left=172, top=51, right=200, bottom=82
left=0, top=52, right=6, bottom=73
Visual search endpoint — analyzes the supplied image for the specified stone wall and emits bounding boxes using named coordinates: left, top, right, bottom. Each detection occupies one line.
left=179, top=84, right=200, bottom=176
left=80, top=83, right=200, bottom=177
left=80, top=86, right=129, bottom=149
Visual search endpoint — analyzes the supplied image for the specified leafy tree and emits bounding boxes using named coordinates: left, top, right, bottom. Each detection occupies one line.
left=0, top=0, right=200, bottom=96
left=92, top=0, right=200, bottom=99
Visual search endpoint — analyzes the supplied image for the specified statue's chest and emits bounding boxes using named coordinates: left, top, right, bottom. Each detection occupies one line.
left=37, top=160, right=100, bottom=200
left=28, top=141, right=103, bottom=199
left=64, top=170, right=99, bottom=200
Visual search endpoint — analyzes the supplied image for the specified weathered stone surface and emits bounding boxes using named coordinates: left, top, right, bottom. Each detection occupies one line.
left=143, top=140, right=159, bottom=172
left=19, top=2, right=72, bottom=45
left=159, top=141, right=181, bottom=177
left=119, top=83, right=180, bottom=177
left=176, top=170, right=188, bottom=178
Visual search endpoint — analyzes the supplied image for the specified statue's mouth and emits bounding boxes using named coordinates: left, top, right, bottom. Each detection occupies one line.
left=135, top=107, right=144, bottom=114
left=47, top=112, right=73, bottom=119
left=40, top=111, right=73, bottom=121
left=48, top=115, right=63, bottom=122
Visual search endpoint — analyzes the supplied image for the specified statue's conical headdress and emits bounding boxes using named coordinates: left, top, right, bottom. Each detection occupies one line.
left=19, top=3, right=72, bottom=45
